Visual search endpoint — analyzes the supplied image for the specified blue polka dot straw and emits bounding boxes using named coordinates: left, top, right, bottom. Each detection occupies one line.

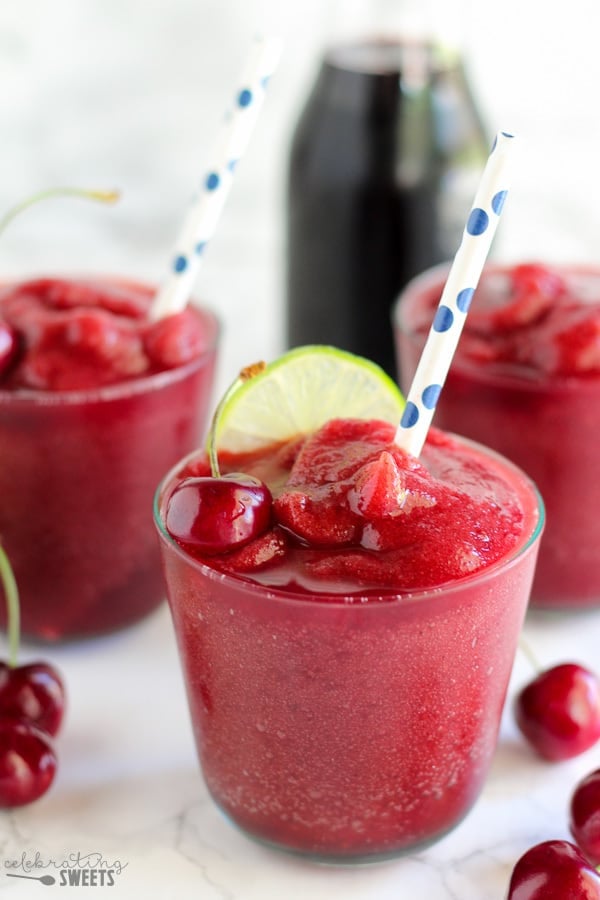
left=150, top=35, right=283, bottom=321
left=394, top=130, right=515, bottom=457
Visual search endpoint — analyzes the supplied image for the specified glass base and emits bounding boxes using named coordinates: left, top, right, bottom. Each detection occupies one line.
left=215, top=799, right=475, bottom=866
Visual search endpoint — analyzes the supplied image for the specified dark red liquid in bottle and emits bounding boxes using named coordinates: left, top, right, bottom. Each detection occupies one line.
left=286, top=40, right=488, bottom=377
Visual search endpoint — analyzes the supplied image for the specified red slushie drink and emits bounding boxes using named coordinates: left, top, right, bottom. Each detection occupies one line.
left=0, top=277, right=218, bottom=640
left=155, top=411, right=542, bottom=860
left=395, top=262, right=600, bottom=610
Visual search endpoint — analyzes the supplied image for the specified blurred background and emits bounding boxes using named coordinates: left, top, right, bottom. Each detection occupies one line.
left=0, top=0, right=598, bottom=388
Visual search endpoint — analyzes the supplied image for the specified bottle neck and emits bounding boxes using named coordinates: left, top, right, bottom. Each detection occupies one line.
left=313, top=38, right=462, bottom=115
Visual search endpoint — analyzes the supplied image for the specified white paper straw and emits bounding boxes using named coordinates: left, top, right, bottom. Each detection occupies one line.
left=150, top=34, right=283, bottom=321
left=394, top=130, right=515, bottom=457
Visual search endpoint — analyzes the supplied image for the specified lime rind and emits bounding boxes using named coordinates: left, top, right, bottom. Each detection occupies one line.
left=215, top=345, right=405, bottom=453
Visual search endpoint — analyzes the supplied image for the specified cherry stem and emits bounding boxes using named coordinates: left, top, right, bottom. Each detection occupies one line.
left=0, top=187, right=120, bottom=237
left=207, top=361, right=267, bottom=478
left=0, top=544, right=20, bottom=668
left=518, top=634, right=542, bottom=674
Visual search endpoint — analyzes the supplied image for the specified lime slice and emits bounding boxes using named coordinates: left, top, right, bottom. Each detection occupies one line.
left=215, top=345, right=405, bottom=452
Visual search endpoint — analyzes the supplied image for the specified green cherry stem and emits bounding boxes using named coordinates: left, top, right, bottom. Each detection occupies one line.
left=207, top=361, right=267, bottom=478
left=0, top=544, right=19, bottom=668
left=518, top=633, right=543, bottom=674
left=0, top=187, right=120, bottom=237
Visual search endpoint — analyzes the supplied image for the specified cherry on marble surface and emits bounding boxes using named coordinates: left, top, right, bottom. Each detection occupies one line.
left=0, top=542, right=64, bottom=808
left=0, top=719, right=57, bottom=807
left=507, top=840, right=600, bottom=899
left=515, top=663, right=600, bottom=761
left=571, top=769, right=600, bottom=867
left=165, top=473, right=273, bottom=555
left=0, top=661, right=65, bottom=737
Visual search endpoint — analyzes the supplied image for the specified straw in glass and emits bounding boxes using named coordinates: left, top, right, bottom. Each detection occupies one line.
left=394, top=130, right=515, bottom=457
left=150, top=34, right=282, bottom=321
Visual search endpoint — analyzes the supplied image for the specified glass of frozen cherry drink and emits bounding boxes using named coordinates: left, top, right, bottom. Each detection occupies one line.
left=0, top=276, right=218, bottom=640
left=154, top=346, right=543, bottom=862
left=395, top=262, right=600, bottom=611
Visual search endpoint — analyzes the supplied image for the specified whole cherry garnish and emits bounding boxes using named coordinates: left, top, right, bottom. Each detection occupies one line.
left=0, top=719, right=57, bottom=807
left=0, top=543, right=64, bottom=805
left=571, top=769, right=600, bottom=867
left=166, top=473, right=273, bottom=554
left=515, top=662, right=600, bottom=761
left=507, top=840, right=600, bottom=899
left=166, top=362, right=273, bottom=555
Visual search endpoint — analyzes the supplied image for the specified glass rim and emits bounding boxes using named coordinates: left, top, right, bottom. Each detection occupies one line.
left=153, top=432, right=545, bottom=611
left=0, top=277, right=220, bottom=407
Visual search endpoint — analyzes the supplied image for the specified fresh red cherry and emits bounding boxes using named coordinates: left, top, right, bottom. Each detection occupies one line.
left=0, top=662, right=65, bottom=737
left=571, top=769, right=600, bottom=866
left=0, top=542, right=66, bottom=736
left=0, top=719, right=57, bottom=807
left=507, top=840, right=600, bottom=899
left=0, top=320, right=18, bottom=378
left=515, top=663, right=600, bottom=760
left=166, top=363, right=275, bottom=555
left=165, top=473, right=273, bottom=554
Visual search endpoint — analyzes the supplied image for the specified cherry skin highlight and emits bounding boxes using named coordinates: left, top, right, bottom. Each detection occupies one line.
left=0, top=719, right=57, bottom=807
left=165, top=473, right=273, bottom=555
left=571, top=769, right=600, bottom=867
left=0, top=662, right=65, bottom=737
left=0, top=320, right=18, bottom=378
left=507, top=840, right=600, bottom=900
left=515, top=663, right=600, bottom=761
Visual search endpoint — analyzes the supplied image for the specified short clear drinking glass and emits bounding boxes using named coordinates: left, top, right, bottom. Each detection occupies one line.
left=155, top=433, right=543, bottom=862
left=0, top=278, right=219, bottom=640
left=394, top=262, right=600, bottom=611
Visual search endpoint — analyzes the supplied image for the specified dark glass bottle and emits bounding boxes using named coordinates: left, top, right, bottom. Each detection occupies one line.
left=285, top=39, right=488, bottom=377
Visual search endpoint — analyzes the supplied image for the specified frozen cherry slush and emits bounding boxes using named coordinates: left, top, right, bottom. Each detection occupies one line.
left=155, top=417, right=543, bottom=860
left=0, top=277, right=218, bottom=640
left=395, top=263, right=600, bottom=610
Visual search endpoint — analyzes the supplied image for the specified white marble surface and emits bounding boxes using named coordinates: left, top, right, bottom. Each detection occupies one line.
left=2, top=1, right=600, bottom=897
